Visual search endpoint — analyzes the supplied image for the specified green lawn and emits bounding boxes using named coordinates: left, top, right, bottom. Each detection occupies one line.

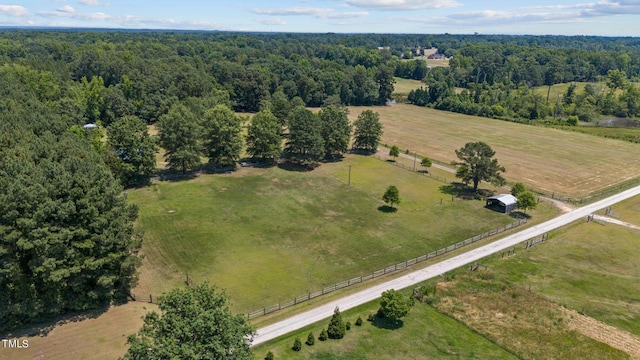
left=128, top=154, right=537, bottom=313
left=393, top=77, right=424, bottom=95
left=348, top=104, right=640, bottom=198
left=494, top=195, right=640, bottom=336
left=252, top=295, right=518, bottom=360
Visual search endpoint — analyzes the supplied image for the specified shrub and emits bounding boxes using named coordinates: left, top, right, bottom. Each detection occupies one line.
left=346, top=321, right=351, bottom=330
left=292, top=338, right=302, bottom=352
left=306, top=332, right=315, bottom=346
left=319, top=329, right=328, bottom=341
left=355, top=317, right=363, bottom=326
left=367, top=313, right=375, bottom=321
left=327, top=307, right=346, bottom=339
left=265, top=351, right=274, bottom=360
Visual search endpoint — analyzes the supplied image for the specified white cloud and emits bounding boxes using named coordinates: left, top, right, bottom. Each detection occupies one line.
left=0, top=5, right=29, bottom=17
left=418, top=1, right=640, bottom=29
left=257, top=17, right=287, bottom=26
left=58, top=5, right=75, bottom=14
left=345, top=0, right=460, bottom=10
left=78, top=0, right=101, bottom=6
left=327, top=11, right=369, bottom=19
left=250, top=7, right=334, bottom=17
left=250, top=6, right=368, bottom=19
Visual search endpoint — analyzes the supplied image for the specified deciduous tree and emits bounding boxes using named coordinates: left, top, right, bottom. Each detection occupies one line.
left=122, top=283, right=254, bottom=360
left=517, top=190, right=538, bottom=213
left=157, top=104, right=201, bottom=174
left=246, top=110, right=282, bottom=162
left=389, top=145, right=400, bottom=160
left=378, top=289, right=412, bottom=323
left=454, top=142, right=506, bottom=192
left=203, top=104, right=243, bottom=166
left=382, top=185, right=401, bottom=208
left=420, top=157, right=432, bottom=171
left=107, top=115, right=156, bottom=186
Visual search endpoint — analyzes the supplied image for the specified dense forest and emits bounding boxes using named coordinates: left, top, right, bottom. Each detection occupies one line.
left=1, top=30, right=639, bottom=331
left=403, top=40, right=640, bottom=122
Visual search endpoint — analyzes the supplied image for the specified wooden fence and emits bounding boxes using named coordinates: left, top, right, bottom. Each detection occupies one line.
left=130, top=293, right=154, bottom=303
left=245, top=218, right=527, bottom=320
left=372, top=155, right=451, bottom=184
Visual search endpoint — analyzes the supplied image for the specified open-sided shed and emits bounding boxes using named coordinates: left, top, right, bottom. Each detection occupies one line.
left=486, top=194, right=518, bottom=213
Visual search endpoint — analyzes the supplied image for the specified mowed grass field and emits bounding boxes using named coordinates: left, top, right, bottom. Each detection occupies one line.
left=496, top=194, right=640, bottom=336
left=252, top=295, right=518, bottom=360
left=405, top=194, right=640, bottom=359
left=348, top=104, right=640, bottom=197
left=128, top=154, right=538, bottom=313
left=393, top=77, right=424, bottom=95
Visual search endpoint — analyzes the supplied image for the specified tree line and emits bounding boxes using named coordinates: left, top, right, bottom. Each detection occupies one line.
left=405, top=41, right=640, bottom=122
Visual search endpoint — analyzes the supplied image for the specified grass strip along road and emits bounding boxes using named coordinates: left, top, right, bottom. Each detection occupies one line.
left=253, top=184, right=640, bottom=345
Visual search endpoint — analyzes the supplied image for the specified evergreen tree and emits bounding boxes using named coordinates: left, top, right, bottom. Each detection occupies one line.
left=353, top=110, right=383, bottom=153
left=285, top=106, right=325, bottom=163
left=327, top=307, right=346, bottom=339
left=0, top=129, right=141, bottom=331
left=318, top=105, right=351, bottom=159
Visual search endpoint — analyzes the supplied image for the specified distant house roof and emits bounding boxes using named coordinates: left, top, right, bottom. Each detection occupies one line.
left=83, top=123, right=98, bottom=129
left=487, top=194, right=517, bottom=206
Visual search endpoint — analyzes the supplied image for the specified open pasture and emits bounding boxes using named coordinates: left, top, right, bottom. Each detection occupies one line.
left=128, top=154, right=529, bottom=314
left=252, top=295, right=518, bottom=360
left=348, top=104, right=640, bottom=197
left=495, top=195, right=640, bottom=336
left=393, top=77, right=424, bottom=95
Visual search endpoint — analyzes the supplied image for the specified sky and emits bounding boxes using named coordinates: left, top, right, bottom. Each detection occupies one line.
left=1, top=0, right=639, bottom=36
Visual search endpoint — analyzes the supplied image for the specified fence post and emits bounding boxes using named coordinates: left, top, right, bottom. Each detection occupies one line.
left=149, top=294, right=152, bottom=303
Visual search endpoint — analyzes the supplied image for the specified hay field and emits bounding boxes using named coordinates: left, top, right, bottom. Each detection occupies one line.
left=348, top=104, right=640, bottom=197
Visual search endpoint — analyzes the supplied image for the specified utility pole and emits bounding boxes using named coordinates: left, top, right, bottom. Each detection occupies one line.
left=413, top=152, right=417, bottom=172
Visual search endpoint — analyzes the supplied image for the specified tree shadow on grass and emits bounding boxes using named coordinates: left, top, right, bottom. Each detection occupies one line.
left=2, top=304, right=110, bottom=338
left=371, top=315, right=404, bottom=330
left=510, top=211, right=531, bottom=219
left=377, top=205, right=398, bottom=213
left=277, top=161, right=317, bottom=172
left=439, top=182, right=495, bottom=200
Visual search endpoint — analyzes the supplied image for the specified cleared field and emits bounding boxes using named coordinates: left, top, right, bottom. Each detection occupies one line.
left=410, top=194, right=640, bottom=359
left=393, top=77, right=424, bottom=94
left=1, top=302, right=157, bottom=360
left=348, top=104, right=640, bottom=197
left=429, top=272, right=627, bottom=359
left=252, top=295, right=518, bottom=360
left=532, top=81, right=640, bottom=101
left=128, top=154, right=537, bottom=313
left=496, top=195, right=640, bottom=336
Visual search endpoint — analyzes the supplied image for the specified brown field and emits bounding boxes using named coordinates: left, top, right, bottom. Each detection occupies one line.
left=348, top=104, right=640, bottom=197
left=1, top=302, right=157, bottom=360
